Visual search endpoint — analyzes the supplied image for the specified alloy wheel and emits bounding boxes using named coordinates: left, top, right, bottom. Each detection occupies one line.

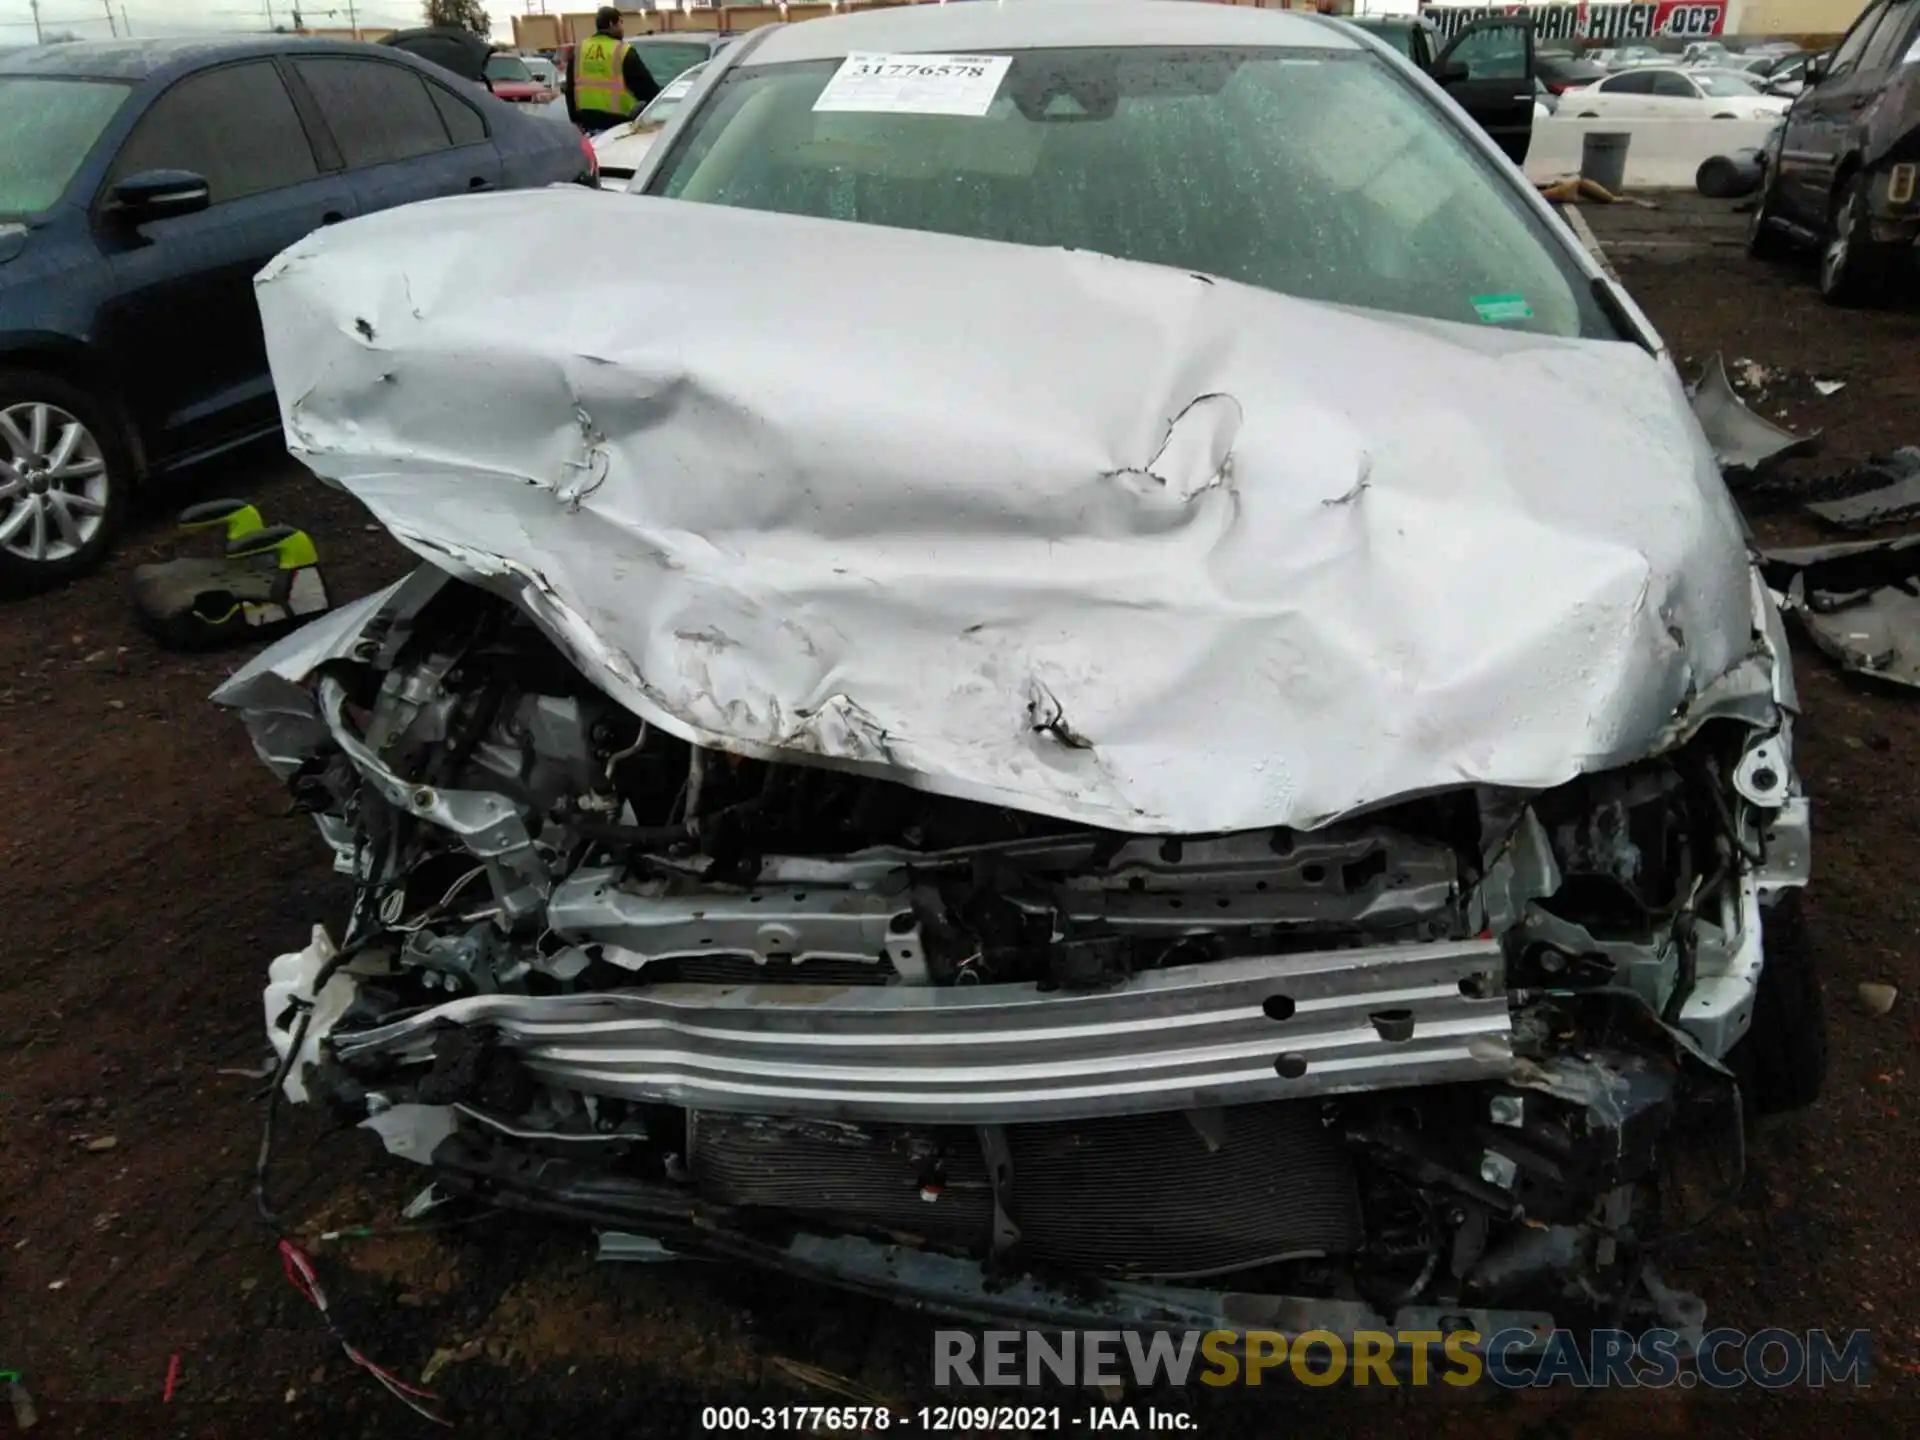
left=0, top=400, right=110, bottom=564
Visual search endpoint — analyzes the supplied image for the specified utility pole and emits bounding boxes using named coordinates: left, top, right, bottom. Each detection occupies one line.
left=120, top=5, right=130, bottom=32
left=346, top=0, right=357, bottom=34
left=102, top=0, right=116, bottom=36
left=29, top=0, right=42, bottom=44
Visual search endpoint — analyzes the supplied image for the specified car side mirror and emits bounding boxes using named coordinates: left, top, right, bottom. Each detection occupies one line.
left=1804, top=54, right=1827, bottom=82
left=108, top=169, right=211, bottom=222
left=1436, top=59, right=1470, bottom=84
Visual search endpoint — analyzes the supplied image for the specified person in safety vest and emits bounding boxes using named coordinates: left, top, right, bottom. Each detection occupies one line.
left=568, top=7, right=659, bottom=133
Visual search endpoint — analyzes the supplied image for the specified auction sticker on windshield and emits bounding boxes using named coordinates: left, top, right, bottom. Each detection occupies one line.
left=1472, top=293, right=1536, bottom=324
left=813, top=52, right=1013, bottom=116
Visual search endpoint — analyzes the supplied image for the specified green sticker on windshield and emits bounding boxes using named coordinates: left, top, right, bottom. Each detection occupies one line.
left=1471, top=293, right=1534, bottom=324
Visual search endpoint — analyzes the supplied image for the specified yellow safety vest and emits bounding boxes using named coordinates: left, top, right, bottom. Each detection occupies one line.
left=574, top=33, right=639, bottom=117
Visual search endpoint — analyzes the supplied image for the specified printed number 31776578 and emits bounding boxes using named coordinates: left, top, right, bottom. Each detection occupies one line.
left=845, top=59, right=990, bottom=80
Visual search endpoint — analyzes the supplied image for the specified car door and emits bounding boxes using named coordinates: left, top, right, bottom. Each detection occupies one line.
left=1649, top=69, right=1707, bottom=115
left=1776, top=0, right=1894, bottom=223
left=286, top=55, right=502, bottom=216
left=95, top=58, right=358, bottom=465
left=1432, top=16, right=1536, bottom=164
left=1843, top=0, right=1920, bottom=145
left=1577, top=69, right=1650, bottom=117
left=1409, top=25, right=1436, bottom=73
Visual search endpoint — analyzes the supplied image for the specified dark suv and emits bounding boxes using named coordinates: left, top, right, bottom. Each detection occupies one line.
left=0, top=36, right=595, bottom=593
left=1747, top=0, right=1920, bottom=304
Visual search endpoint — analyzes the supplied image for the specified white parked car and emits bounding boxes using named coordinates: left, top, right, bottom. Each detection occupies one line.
left=589, top=59, right=708, bottom=188
left=1564, top=65, right=1791, bottom=120
left=1590, top=44, right=1664, bottom=70
left=1680, top=40, right=1735, bottom=66
left=522, top=53, right=558, bottom=89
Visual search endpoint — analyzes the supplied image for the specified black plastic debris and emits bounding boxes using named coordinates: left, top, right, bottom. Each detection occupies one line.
left=1688, top=354, right=1822, bottom=482
left=1804, top=447, right=1920, bottom=531
left=1759, top=534, right=1920, bottom=690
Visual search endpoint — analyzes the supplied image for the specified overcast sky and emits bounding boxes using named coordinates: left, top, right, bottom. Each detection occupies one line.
left=0, top=0, right=519, bottom=42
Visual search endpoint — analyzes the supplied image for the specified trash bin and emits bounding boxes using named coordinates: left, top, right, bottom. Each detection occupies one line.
left=1695, top=149, right=1766, bottom=199
left=1580, top=132, right=1631, bottom=194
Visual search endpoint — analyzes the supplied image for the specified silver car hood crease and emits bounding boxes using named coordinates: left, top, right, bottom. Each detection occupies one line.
left=251, top=190, right=1758, bottom=834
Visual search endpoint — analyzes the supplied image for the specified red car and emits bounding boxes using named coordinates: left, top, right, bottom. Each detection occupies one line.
left=484, top=50, right=557, bottom=107
left=382, top=28, right=557, bottom=108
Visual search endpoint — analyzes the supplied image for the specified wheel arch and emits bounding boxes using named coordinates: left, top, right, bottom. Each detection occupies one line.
left=1829, top=151, right=1865, bottom=217
left=0, top=337, right=148, bottom=478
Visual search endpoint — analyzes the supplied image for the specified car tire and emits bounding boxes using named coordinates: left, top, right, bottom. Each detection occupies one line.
left=0, top=371, right=131, bottom=597
left=1728, top=890, right=1827, bottom=1115
left=1817, top=172, right=1889, bottom=307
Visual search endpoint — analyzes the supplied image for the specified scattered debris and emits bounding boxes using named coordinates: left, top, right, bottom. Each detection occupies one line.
left=1759, top=536, right=1920, bottom=689
left=1813, top=378, right=1846, bottom=397
left=1805, top=448, right=1920, bottom=531
left=216, top=1058, right=279, bottom=1079
left=82, top=1135, right=118, bottom=1153
left=1857, top=982, right=1899, bottom=1016
left=596, top=1231, right=679, bottom=1263
left=275, top=1239, right=450, bottom=1425
left=6, top=1374, right=37, bottom=1431
left=419, top=1338, right=484, bottom=1388
left=769, top=1357, right=891, bottom=1407
left=163, top=1353, right=181, bottom=1403
left=46, top=1279, right=65, bottom=1291
left=401, top=1183, right=451, bottom=1222
left=1690, top=354, right=1823, bottom=480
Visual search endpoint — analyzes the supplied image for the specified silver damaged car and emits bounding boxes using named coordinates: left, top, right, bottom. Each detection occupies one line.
left=220, top=0, right=1821, bottom=1358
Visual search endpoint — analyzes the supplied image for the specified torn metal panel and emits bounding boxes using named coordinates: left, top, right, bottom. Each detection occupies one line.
left=1688, top=353, right=1822, bottom=480
left=252, top=190, right=1759, bottom=835
left=1761, top=535, right=1920, bottom=689
left=1804, top=447, right=1920, bottom=531
left=1791, top=596, right=1920, bottom=688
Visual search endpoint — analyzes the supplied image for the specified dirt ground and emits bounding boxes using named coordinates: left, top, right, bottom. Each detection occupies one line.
left=3, top=198, right=1919, bottom=1439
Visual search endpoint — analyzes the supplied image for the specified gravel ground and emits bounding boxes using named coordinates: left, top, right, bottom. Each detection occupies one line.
left=1, top=196, right=1916, bottom=1438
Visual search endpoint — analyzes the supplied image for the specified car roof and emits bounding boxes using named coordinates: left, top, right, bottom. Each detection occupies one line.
left=0, top=33, right=435, bottom=82
left=742, top=0, right=1357, bottom=67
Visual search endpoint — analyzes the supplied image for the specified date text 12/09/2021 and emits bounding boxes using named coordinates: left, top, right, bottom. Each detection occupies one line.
left=700, top=1406, right=1196, bottom=1431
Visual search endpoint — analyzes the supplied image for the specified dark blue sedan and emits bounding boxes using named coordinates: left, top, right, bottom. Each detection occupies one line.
left=0, top=36, right=597, bottom=593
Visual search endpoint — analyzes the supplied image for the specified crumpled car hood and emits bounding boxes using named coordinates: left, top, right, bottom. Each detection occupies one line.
left=254, top=189, right=1757, bottom=834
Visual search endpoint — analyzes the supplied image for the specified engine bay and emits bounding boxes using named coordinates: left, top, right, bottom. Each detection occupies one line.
left=222, top=566, right=1812, bottom=1342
